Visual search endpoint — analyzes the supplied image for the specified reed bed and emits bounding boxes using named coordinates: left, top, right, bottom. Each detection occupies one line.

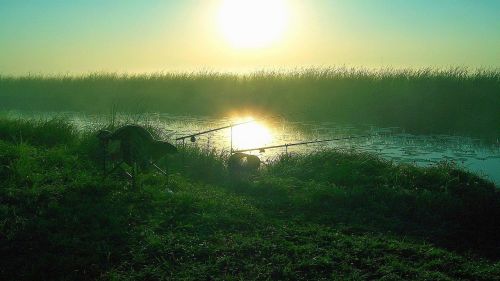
left=1, top=67, right=499, bottom=140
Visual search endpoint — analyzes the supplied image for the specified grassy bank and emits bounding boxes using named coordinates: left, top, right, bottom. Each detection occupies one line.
left=0, top=118, right=499, bottom=280
left=1, top=68, right=499, bottom=140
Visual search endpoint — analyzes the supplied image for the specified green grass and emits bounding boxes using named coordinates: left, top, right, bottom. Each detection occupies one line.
left=1, top=68, right=499, bottom=140
left=0, top=118, right=499, bottom=280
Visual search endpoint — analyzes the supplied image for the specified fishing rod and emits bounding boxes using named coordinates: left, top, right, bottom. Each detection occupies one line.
left=176, top=119, right=255, bottom=142
left=232, top=134, right=372, bottom=153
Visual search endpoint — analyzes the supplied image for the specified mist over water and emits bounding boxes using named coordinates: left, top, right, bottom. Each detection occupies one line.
left=4, top=110, right=499, bottom=185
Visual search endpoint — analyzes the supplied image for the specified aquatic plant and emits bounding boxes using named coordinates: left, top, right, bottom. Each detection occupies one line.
left=1, top=67, right=499, bottom=140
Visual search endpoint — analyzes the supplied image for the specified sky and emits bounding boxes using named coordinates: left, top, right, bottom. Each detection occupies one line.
left=0, top=0, right=499, bottom=75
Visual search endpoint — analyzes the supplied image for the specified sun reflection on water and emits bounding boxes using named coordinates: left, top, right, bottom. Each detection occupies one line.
left=231, top=119, right=273, bottom=150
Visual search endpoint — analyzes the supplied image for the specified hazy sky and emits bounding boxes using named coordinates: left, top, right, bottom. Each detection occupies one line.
left=1, top=0, right=499, bottom=74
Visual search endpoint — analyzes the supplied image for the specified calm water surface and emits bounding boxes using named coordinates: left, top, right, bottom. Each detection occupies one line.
left=4, top=111, right=499, bottom=186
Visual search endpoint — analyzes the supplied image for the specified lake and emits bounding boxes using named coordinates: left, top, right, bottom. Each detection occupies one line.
left=3, top=111, right=499, bottom=186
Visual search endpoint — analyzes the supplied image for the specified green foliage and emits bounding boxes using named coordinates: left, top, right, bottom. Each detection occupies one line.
left=0, top=119, right=499, bottom=280
left=0, top=118, right=78, bottom=147
left=1, top=68, right=499, bottom=139
left=166, top=145, right=229, bottom=184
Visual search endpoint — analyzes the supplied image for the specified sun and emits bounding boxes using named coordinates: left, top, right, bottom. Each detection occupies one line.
left=218, top=0, right=289, bottom=49
left=232, top=121, right=272, bottom=150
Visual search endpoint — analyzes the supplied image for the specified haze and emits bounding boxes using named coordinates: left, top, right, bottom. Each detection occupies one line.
left=0, top=0, right=499, bottom=75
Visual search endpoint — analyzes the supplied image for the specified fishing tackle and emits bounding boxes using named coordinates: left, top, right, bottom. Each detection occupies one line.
left=175, top=120, right=255, bottom=144
left=97, top=125, right=177, bottom=186
left=227, top=152, right=261, bottom=175
left=232, top=135, right=372, bottom=154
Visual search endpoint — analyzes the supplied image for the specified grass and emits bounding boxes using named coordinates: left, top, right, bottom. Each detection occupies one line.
left=0, top=118, right=499, bottom=280
left=1, top=67, right=499, bottom=140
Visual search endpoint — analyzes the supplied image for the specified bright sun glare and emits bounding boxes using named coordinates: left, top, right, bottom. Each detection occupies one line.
left=218, top=0, right=289, bottom=48
left=232, top=121, right=272, bottom=150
